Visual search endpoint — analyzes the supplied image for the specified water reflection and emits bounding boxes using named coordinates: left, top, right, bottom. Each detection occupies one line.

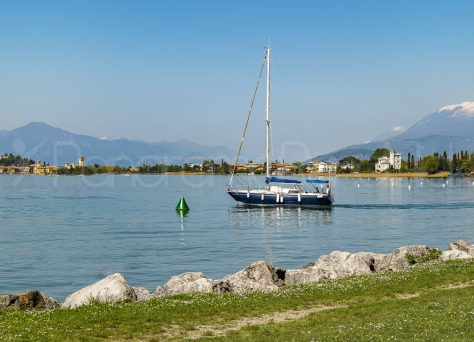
left=176, top=210, right=188, bottom=246
left=228, top=205, right=333, bottom=228
left=177, top=210, right=189, bottom=219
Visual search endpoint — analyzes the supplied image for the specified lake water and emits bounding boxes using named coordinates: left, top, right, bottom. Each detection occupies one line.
left=1, top=174, right=473, bottom=301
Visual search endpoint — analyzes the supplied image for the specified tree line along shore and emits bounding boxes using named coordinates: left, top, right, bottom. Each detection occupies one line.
left=1, top=147, right=474, bottom=177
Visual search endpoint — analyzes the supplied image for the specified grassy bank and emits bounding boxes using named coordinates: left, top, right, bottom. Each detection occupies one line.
left=1, top=260, right=474, bottom=341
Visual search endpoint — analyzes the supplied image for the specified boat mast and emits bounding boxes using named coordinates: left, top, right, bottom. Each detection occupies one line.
left=265, top=47, right=271, bottom=178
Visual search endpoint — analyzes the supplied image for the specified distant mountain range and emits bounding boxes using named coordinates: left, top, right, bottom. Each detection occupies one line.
left=5, top=102, right=474, bottom=167
left=314, top=102, right=474, bottom=163
left=0, top=122, right=234, bottom=166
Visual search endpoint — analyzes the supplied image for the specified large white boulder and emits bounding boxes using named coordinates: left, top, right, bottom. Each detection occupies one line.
left=448, top=240, right=474, bottom=257
left=375, top=245, right=440, bottom=272
left=441, top=250, right=472, bottom=261
left=63, top=273, right=137, bottom=308
left=285, top=251, right=384, bottom=286
left=216, top=260, right=285, bottom=294
left=162, top=272, right=214, bottom=295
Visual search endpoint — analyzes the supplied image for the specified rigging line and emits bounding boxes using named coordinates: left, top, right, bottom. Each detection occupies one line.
left=234, top=172, right=249, bottom=187
left=229, top=52, right=267, bottom=186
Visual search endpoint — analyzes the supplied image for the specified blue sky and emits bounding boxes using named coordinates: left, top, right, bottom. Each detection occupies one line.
left=1, top=0, right=474, bottom=160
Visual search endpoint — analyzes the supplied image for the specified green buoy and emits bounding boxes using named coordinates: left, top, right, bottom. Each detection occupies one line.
left=176, top=196, right=189, bottom=212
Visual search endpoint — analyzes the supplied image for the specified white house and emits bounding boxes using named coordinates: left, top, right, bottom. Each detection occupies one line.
left=389, top=150, right=402, bottom=170
left=375, top=156, right=391, bottom=172
left=306, top=161, right=337, bottom=173
left=375, top=150, right=402, bottom=172
left=339, top=163, right=355, bottom=171
left=243, top=162, right=263, bottom=170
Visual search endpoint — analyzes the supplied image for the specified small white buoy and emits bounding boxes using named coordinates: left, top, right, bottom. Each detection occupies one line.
left=420, top=181, right=423, bottom=186
left=408, top=184, right=412, bottom=190
left=357, top=183, right=360, bottom=188
left=442, top=183, right=446, bottom=188
left=446, top=180, right=449, bottom=184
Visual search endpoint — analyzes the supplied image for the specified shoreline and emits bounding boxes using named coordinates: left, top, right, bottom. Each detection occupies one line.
left=300, top=171, right=452, bottom=178
left=0, top=171, right=455, bottom=178
left=1, top=240, right=473, bottom=341
left=2, top=239, right=472, bottom=308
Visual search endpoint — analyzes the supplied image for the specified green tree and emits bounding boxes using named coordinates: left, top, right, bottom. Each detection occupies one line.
left=202, top=159, right=217, bottom=173
left=292, top=162, right=306, bottom=174
left=359, top=160, right=372, bottom=172
left=452, top=154, right=458, bottom=172
left=370, top=148, right=390, bottom=164
left=422, top=155, right=439, bottom=174
left=338, top=156, right=360, bottom=173
left=82, top=166, right=94, bottom=175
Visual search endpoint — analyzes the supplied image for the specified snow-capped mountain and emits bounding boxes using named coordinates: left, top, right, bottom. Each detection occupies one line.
left=402, top=102, right=474, bottom=139
left=313, top=102, right=474, bottom=162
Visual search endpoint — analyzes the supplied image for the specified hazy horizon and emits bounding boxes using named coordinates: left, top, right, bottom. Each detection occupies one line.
left=2, top=1, right=474, bottom=161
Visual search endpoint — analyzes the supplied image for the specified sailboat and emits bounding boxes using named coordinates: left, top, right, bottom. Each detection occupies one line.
left=227, top=47, right=334, bottom=206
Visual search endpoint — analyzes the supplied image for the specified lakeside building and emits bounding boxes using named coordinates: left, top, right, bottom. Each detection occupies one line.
left=243, top=162, right=264, bottom=174
left=32, top=166, right=59, bottom=175
left=375, top=157, right=391, bottom=172
left=32, top=161, right=59, bottom=175
left=3, top=166, right=31, bottom=175
left=6, top=166, right=18, bottom=174
left=228, top=162, right=264, bottom=174
left=340, top=163, right=355, bottom=171
left=305, top=160, right=337, bottom=173
left=204, top=164, right=219, bottom=173
left=271, top=162, right=296, bottom=175
left=375, top=150, right=402, bottom=172
left=64, top=157, right=86, bottom=170
left=185, top=163, right=203, bottom=171
left=19, top=166, right=30, bottom=175
left=243, top=162, right=263, bottom=170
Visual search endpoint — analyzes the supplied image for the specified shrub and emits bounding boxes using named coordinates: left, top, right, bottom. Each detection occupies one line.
left=406, top=248, right=442, bottom=265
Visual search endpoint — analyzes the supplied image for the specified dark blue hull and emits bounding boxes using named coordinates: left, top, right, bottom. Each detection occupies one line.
left=227, top=190, right=332, bottom=206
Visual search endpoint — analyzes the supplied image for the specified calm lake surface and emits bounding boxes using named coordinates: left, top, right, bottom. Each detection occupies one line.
left=1, top=174, right=473, bottom=300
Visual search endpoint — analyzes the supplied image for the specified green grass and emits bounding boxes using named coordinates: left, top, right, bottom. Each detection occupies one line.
left=1, top=260, right=474, bottom=341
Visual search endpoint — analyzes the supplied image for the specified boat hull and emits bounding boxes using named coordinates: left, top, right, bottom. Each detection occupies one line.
left=227, top=189, right=332, bottom=206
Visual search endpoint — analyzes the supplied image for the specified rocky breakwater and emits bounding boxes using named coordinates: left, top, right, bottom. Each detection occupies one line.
left=1, top=240, right=473, bottom=310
